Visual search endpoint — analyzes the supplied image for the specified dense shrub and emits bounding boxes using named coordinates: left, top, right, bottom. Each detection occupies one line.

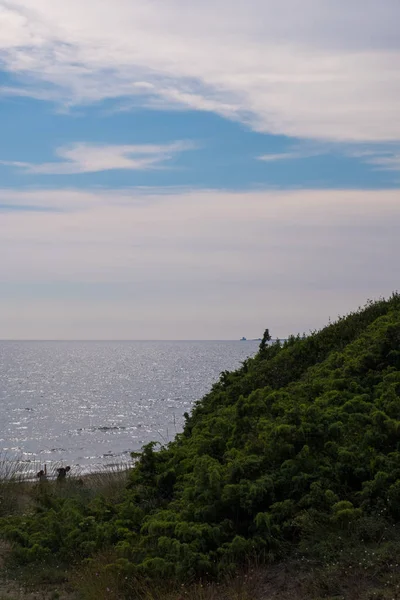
left=2, top=294, right=400, bottom=583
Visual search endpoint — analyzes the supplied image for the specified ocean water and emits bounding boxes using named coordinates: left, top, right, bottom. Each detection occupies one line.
left=0, top=340, right=258, bottom=473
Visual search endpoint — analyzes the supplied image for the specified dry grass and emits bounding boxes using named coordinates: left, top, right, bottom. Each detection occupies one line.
left=4, top=546, right=400, bottom=600
left=65, top=546, right=400, bottom=600
left=0, top=455, right=40, bottom=517
left=79, top=464, right=131, bottom=500
left=0, top=454, right=132, bottom=514
left=71, top=552, right=270, bottom=600
left=70, top=553, right=400, bottom=600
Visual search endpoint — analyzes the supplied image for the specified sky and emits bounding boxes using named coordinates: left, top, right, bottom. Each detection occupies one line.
left=0, top=0, right=399, bottom=340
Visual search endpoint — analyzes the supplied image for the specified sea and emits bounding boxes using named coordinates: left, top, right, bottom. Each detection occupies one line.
left=0, top=340, right=259, bottom=475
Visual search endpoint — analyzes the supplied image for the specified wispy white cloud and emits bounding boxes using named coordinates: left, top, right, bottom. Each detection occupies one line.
left=257, top=148, right=325, bottom=162
left=357, top=152, right=400, bottom=172
left=367, top=154, right=400, bottom=171
left=0, top=0, right=400, bottom=142
left=258, top=142, right=400, bottom=172
left=258, top=141, right=334, bottom=162
left=258, top=152, right=302, bottom=162
left=0, top=141, right=194, bottom=174
left=343, top=146, right=400, bottom=172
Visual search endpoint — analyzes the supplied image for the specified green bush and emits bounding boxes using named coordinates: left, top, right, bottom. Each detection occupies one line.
left=2, top=294, right=400, bottom=586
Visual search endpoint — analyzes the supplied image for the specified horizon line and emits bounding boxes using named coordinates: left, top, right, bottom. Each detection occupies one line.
left=0, top=338, right=264, bottom=343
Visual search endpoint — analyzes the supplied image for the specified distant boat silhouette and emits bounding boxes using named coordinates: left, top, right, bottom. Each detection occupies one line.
left=240, top=337, right=247, bottom=341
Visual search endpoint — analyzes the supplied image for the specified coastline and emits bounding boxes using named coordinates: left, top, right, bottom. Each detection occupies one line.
left=0, top=456, right=134, bottom=485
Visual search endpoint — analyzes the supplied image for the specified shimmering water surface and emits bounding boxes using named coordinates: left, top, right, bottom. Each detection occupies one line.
left=0, top=341, right=258, bottom=471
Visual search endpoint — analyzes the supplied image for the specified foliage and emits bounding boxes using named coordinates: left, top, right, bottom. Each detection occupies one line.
left=2, top=294, right=400, bottom=590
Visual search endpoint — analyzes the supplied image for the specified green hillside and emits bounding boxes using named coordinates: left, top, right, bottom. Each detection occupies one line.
left=2, top=294, right=400, bottom=597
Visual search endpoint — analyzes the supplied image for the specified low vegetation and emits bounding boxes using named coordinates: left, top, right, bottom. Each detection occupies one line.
left=1, top=294, right=400, bottom=598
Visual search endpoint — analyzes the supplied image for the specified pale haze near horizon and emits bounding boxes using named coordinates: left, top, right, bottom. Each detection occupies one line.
left=2, top=189, right=399, bottom=341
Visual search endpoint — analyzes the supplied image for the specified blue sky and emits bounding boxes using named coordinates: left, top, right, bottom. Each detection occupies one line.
left=1, top=93, right=400, bottom=192
left=0, top=0, right=399, bottom=339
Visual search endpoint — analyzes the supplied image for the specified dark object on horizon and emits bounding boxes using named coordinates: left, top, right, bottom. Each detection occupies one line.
left=240, top=336, right=247, bottom=341
left=56, top=466, right=71, bottom=481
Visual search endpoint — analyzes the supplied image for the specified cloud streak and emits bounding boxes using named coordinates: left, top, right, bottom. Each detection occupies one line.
left=258, top=153, right=302, bottom=162
left=1, top=1, right=400, bottom=142
left=257, top=149, right=324, bottom=162
left=362, top=153, right=400, bottom=172
left=0, top=141, right=193, bottom=174
left=342, top=146, right=400, bottom=172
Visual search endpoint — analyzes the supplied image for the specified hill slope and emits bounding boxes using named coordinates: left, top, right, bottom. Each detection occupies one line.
left=2, top=294, right=400, bottom=591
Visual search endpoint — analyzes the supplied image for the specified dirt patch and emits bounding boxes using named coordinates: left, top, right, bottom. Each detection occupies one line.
left=0, top=578, right=78, bottom=600
left=0, top=543, right=77, bottom=600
